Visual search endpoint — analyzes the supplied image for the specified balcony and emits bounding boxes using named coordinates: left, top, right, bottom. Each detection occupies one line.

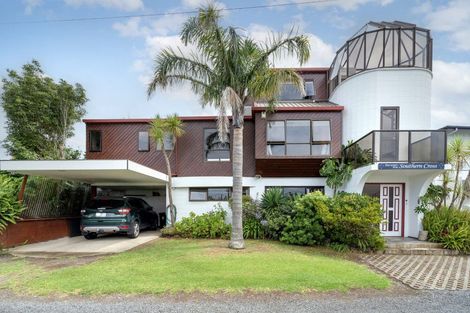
left=343, top=130, right=447, bottom=168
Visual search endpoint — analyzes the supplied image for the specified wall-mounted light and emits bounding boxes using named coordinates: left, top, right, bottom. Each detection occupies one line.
left=261, top=111, right=266, bottom=119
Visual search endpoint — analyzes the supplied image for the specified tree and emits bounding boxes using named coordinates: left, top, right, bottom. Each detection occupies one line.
left=1, top=60, right=87, bottom=160
left=447, top=137, right=470, bottom=208
left=149, top=114, right=185, bottom=226
left=319, top=158, right=352, bottom=196
left=147, top=5, right=310, bottom=249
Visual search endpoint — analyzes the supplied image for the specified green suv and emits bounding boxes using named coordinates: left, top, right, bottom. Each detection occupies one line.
left=80, top=197, right=160, bottom=240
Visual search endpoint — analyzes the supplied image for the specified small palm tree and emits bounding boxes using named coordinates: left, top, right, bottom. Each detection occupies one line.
left=148, top=5, right=310, bottom=249
left=149, top=114, right=185, bottom=226
left=447, top=137, right=470, bottom=208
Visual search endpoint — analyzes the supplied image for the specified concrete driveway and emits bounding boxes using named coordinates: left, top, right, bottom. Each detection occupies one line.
left=9, top=231, right=159, bottom=257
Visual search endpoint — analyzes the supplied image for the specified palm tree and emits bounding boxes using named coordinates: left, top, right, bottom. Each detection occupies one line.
left=149, top=114, right=185, bottom=226
left=448, top=137, right=470, bottom=208
left=147, top=5, right=310, bottom=249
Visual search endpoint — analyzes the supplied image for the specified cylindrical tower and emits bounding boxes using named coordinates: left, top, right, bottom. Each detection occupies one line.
left=328, top=21, right=433, bottom=145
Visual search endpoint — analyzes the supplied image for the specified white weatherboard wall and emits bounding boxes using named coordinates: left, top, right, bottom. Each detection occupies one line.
left=330, top=68, right=432, bottom=144
left=172, top=176, right=329, bottom=222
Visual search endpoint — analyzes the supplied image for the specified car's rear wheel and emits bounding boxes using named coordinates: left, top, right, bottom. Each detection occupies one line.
left=84, top=233, right=97, bottom=240
left=128, top=220, right=140, bottom=239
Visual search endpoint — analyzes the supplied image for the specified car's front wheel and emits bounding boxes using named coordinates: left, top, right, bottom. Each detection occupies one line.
left=84, top=233, right=97, bottom=240
left=128, top=220, right=140, bottom=239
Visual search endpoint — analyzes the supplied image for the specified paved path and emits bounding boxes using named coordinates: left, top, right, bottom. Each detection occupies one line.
left=364, top=254, right=470, bottom=290
left=0, top=291, right=469, bottom=313
left=9, top=231, right=159, bottom=257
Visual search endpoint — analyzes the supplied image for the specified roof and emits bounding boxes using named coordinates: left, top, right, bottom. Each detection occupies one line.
left=83, top=115, right=253, bottom=124
left=440, top=125, right=470, bottom=130
left=351, top=21, right=429, bottom=39
left=252, top=101, right=343, bottom=112
left=0, top=160, right=168, bottom=186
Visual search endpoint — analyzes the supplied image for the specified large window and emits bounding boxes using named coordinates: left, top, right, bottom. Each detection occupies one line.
left=278, top=81, right=316, bottom=100
left=89, top=130, right=102, bottom=152
left=138, top=131, right=149, bottom=151
left=265, top=186, right=324, bottom=197
left=266, top=120, right=331, bottom=156
left=189, top=187, right=250, bottom=201
left=204, top=129, right=230, bottom=161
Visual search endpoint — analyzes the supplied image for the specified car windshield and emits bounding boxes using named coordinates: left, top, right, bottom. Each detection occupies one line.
left=87, top=199, right=125, bottom=209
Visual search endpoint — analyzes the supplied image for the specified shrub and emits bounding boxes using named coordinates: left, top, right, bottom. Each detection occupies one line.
left=174, top=208, right=231, bottom=239
left=0, top=174, right=25, bottom=233
left=260, top=188, right=292, bottom=239
left=160, top=226, right=178, bottom=237
left=280, top=191, right=326, bottom=246
left=319, top=193, right=384, bottom=252
left=423, top=207, right=470, bottom=253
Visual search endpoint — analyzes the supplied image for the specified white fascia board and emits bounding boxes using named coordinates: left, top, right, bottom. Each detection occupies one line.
left=127, top=160, right=168, bottom=182
left=172, top=176, right=258, bottom=188
left=0, top=159, right=128, bottom=172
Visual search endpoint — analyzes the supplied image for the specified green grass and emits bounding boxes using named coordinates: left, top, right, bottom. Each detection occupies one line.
left=12, top=239, right=389, bottom=295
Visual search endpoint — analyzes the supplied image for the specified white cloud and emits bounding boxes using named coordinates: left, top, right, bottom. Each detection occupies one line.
left=247, top=20, right=335, bottom=67
left=422, top=0, right=470, bottom=51
left=266, top=0, right=393, bottom=11
left=431, top=60, right=470, bottom=127
left=64, top=0, right=144, bottom=11
left=23, top=0, right=42, bottom=15
left=113, top=17, right=150, bottom=37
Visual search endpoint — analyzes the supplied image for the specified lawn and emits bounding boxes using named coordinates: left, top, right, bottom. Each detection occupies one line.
left=3, top=239, right=389, bottom=295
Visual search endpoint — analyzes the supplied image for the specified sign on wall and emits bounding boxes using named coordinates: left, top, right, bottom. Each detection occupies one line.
left=378, top=163, right=445, bottom=170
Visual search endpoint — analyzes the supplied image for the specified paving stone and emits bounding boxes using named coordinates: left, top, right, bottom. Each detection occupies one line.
left=363, top=255, right=470, bottom=290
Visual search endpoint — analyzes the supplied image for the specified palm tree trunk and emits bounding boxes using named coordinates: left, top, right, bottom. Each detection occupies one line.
left=458, top=170, right=470, bottom=210
left=229, top=125, right=245, bottom=249
left=450, top=161, right=461, bottom=208
left=162, top=150, right=175, bottom=226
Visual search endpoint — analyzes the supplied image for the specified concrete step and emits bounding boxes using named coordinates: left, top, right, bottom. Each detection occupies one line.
left=386, top=242, right=443, bottom=249
left=383, top=247, right=460, bottom=255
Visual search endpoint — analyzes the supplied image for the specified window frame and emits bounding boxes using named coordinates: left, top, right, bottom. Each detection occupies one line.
left=266, top=119, right=332, bottom=157
left=138, top=131, right=150, bottom=152
left=89, top=130, right=102, bottom=152
left=189, top=187, right=250, bottom=202
left=265, top=186, right=325, bottom=197
left=203, top=128, right=231, bottom=162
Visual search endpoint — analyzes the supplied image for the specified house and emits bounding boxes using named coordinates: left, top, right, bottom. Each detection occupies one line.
left=0, top=21, right=448, bottom=242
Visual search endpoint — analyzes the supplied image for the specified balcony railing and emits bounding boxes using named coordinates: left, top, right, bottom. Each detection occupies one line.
left=343, top=130, right=447, bottom=168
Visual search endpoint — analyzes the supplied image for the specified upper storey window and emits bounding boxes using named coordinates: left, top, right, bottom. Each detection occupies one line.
left=156, top=134, right=174, bottom=151
left=89, top=130, right=102, bottom=152
left=204, top=129, right=230, bottom=161
left=266, top=120, right=331, bottom=157
left=138, top=131, right=150, bottom=151
left=278, top=81, right=315, bottom=101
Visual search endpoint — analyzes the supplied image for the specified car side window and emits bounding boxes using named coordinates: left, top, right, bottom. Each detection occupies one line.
left=127, top=198, right=141, bottom=209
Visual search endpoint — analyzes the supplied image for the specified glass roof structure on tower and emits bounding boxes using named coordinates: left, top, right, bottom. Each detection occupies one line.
left=329, top=21, right=432, bottom=94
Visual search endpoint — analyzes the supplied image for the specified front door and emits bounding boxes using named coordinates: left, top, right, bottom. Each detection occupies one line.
left=380, top=184, right=403, bottom=236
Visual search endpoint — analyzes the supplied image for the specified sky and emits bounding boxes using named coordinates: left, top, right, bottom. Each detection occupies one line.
left=0, top=0, right=469, bottom=159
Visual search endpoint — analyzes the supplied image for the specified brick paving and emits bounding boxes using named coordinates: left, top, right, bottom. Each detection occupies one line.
left=363, top=254, right=470, bottom=290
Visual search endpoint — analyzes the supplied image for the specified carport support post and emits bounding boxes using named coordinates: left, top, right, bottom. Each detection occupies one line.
left=18, top=175, right=28, bottom=203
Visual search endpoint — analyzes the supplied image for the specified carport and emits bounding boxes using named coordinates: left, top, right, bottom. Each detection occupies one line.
left=0, top=159, right=168, bottom=251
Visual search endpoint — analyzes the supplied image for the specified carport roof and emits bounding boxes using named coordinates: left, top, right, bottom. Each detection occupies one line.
left=0, top=159, right=168, bottom=186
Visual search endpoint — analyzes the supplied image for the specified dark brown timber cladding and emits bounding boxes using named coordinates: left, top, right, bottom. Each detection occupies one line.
left=254, top=111, right=342, bottom=177
left=86, top=120, right=256, bottom=177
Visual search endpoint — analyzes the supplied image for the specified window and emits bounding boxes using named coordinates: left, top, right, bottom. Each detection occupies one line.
left=312, top=121, right=331, bottom=156
left=266, top=121, right=285, bottom=156
left=266, top=120, right=332, bottom=156
left=278, top=81, right=315, bottom=100
left=138, top=131, right=149, bottom=151
left=89, top=130, right=102, bottom=152
left=204, top=129, right=230, bottom=161
left=265, top=186, right=324, bottom=197
left=157, top=133, right=174, bottom=151
left=381, top=107, right=399, bottom=130
left=304, top=81, right=315, bottom=98
left=286, top=120, right=311, bottom=156
left=189, top=187, right=250, bottom=201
